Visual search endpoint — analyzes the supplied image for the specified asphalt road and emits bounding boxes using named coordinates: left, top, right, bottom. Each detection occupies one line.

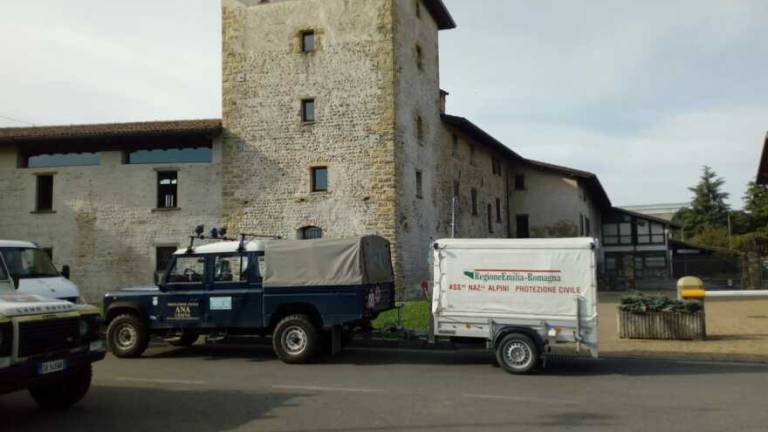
left=2, top=343, right=767, bottom=432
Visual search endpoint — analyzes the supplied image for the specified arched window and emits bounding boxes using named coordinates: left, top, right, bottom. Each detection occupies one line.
left=299, top=226, right=323, bottom=240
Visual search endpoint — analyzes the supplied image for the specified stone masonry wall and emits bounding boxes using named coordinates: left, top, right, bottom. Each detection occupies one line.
left=221, top=0, right=402, bottom=289
left=0, top=142, right=223, bottom=302
left=392, top=0, right=444, bottom=297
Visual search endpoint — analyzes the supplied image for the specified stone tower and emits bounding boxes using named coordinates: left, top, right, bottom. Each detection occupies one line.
left=221, top=0, right=455, bottom=297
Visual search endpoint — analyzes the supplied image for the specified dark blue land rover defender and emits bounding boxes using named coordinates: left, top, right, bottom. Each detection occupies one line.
left=103, top=235, right=395, bottom=363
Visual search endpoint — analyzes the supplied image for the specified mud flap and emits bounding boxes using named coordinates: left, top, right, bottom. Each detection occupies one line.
left=331, top=326, right=342, bottom=356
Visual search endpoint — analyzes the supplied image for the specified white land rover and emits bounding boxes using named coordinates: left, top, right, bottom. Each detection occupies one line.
left=0, top=254, right=105, bottom=409
left=0, top=240, right=81, bottom=302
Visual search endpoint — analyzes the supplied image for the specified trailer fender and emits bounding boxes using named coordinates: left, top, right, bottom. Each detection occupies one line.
left=491, top=326, right=545, bottom=351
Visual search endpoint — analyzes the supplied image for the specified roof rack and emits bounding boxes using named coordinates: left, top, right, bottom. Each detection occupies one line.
left=183, top=225, right=282, bottom=254
left=237, top=233, right=282, bottom=252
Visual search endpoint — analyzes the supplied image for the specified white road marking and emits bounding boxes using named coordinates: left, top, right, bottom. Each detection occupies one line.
left=114, top=377, right=208, bottom=386
left=463, top=393, right=578, bottom=405
left=272, top=384, right=384, bottom=393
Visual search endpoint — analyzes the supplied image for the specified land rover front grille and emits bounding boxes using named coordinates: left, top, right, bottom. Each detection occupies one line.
left=18, top=318, right=80, bottom=358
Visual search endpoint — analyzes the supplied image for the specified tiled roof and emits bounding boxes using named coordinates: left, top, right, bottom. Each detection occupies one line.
left=0, top=119, right=222, bottom=143
left=441, top=114, right=524, bottom=161
left=442, top=114, right=612, bottom=210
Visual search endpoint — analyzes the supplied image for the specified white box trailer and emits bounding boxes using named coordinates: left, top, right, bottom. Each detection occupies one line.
left=431, top=238, right=599, bottom=373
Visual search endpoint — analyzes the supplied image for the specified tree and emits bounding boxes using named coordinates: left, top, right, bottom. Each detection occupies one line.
left=674, top=166, right=730, bottom=236
left=744, top=181, right=768, bottom=231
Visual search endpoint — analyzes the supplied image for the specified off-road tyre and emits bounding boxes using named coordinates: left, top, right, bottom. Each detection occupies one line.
left=107, top=313, right=149, bottom=358
left=495, top=333, right=540, bottom=375
left=273, top=315, right=319, bottom=364
left=29, top=364, right=93, bottom=410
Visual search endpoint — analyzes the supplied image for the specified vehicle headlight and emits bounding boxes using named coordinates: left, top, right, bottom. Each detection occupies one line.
left=79, top=319, right=88, bottom=337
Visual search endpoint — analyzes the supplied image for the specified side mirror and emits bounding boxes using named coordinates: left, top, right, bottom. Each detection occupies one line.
left=61, top=265, right=70, bottom=279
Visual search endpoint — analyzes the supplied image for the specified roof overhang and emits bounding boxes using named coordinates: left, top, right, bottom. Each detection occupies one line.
left=0, top=119, right=223, bottom=154
left=441, top=114, right=524, bottom=162
left=611, top=207, right=682, bottom=229
left=758, top=132, right=768, bottom=185
left=423, top=0, right=457, bottom=30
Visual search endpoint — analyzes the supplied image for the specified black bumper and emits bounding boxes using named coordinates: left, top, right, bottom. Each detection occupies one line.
left=0, top=349, right=106, bottom=395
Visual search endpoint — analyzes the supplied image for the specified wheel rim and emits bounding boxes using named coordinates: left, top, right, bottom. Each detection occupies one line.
left=115, top=324, right=137, bottom=350
left=282, top=326, right=308, bottom=355
left=504, top=341, right=533, bottom=369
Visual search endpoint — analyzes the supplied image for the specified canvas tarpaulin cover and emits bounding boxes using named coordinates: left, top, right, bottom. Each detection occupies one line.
left=263, top=236, right=393, bottom=288
left=433, top=238, right=598, bottom=321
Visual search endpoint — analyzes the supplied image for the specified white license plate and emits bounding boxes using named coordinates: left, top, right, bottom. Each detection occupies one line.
left=38, top=359, right=66, bottom=375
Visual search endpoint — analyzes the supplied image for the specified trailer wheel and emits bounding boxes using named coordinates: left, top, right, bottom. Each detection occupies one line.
left=273, top=315, right=319, bottom=364
left=495, top=333, right=539, bottom=374
left=107, top=313, right=149, bottom=358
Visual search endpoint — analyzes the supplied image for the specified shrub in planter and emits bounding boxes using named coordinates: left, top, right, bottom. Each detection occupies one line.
left=618, top=294, right=705, bottom=340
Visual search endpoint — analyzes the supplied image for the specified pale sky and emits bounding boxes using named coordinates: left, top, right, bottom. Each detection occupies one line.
left=1, top=0, right=765, bottom=208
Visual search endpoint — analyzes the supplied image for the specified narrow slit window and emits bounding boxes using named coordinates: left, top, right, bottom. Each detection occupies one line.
left=471, top=188, right=478, bottom=216
left=451, top=134, right=458, bottom=157
left=157, top=171, right=178, bottom=209
left=416, top=116, right=424, bottom=145
left=416, top=170, right=423, bottom=199
left=416, top=45, right=423, bottom=70
left=496, top=198, right=502, bottom=222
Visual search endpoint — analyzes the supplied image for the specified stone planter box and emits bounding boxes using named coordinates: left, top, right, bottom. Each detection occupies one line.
left=618, top=310, right=706, bottom=340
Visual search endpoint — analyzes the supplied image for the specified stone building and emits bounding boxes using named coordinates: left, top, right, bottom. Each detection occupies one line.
left=0, top=0, right=618, bottom=300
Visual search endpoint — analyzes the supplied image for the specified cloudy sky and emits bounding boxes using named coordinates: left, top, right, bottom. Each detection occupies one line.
left=0, top=0, right=765, bottom=208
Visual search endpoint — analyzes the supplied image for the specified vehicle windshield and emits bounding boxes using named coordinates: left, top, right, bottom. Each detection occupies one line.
left=0, top=248, right=60, bottom=279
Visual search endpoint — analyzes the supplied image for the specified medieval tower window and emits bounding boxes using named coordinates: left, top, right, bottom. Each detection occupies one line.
left=301, top=31, right=315, bottom=53
left=496, top=198, right=502, bottom=222
left=451, top=134, right=459, bottom=157
left=469, top=144, right=476, bottom=165
left=471, top=188, right=478, bottom=216
left=157, top=171, right=178, bottom=209
left=311, top=167, right=328, bottom=192
left=302, top=99, right=315, bottom=123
